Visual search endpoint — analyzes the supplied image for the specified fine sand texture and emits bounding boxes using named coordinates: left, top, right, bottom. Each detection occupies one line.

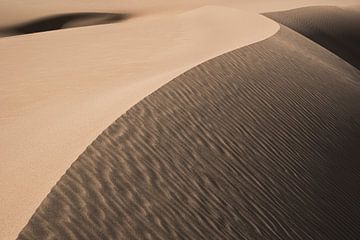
left=0, top=6, right=278, bottom=239
left=18, top=25, right=360, bottom=239
left=264, top=6, right=360, bottom=69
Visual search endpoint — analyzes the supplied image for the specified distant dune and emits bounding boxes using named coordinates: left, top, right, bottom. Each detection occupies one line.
left=18, top=25, right=360, bottom=239
left=0, top=13, right=130, bottom=37
left=264, top=6, right=360, bottom=69
left=1, top=0, right=359, bottom=28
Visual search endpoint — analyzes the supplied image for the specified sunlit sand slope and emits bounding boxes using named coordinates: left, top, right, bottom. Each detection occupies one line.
left=0, top=6, right=278, bottom=239
left=1, top=0, right=359, bottom=28
left=264, top=6, right=360, bottom=69
left=18, top=26, right=360, bottom=239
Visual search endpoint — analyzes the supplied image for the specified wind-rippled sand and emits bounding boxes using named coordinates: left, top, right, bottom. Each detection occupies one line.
left=0, top=6, right=278, bottom=238
left=264, top=6, right=360, bottom=69
left=18, top=25, right=360, bottom=239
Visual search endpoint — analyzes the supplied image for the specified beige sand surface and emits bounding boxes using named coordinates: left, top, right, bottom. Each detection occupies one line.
left=0, top=0, right=359, bottom=28
left=18, top=25, right=360, bottom=239
left=0, top=6, right=278, bottom=239
left=1, top=1, right=359, bottom=239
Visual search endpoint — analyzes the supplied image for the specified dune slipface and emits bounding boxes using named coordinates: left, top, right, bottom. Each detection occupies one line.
left=264, top=6, right=360, bottom=69
left=18, top=25, right=360, bottom=239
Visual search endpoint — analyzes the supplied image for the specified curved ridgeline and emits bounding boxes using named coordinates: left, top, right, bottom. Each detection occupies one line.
left=19, top=25, right=360, bottom=240
left=264, top=6, right=360, bottom=69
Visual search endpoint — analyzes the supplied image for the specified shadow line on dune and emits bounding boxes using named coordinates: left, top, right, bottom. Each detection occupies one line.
left=263, top=6, right=360, bottom=69
left=17, top=24, right=360, bottom=239
left=0, top=12, right=130, bottom=37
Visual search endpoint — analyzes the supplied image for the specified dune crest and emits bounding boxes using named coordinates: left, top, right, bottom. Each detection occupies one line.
left=18, top=25, right=360, bottom=239
left=0, top=6, right=278, bottom=239
left=1, top=2, right=359, bottom=239
left=264, top=6, right=360, bottom=69
left=1, top=0, right=359, bottom=28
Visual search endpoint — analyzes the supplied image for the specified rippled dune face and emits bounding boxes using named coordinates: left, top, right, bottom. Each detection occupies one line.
left=0, top=1, right=359, bottom=240
left=1, top=5, right=279, bottom=240
left=18, top=24, right=360, bottom=239
left=264, top=6, right=360, bottom=69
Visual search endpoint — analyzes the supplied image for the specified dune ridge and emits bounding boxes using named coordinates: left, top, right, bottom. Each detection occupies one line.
left=1, top=0, right=359, bottom=29
left=264, top=6, right=360, bottom=69
left=18, top=25, right=360, bottom=239
left=0, top=6, right=279, bottom=239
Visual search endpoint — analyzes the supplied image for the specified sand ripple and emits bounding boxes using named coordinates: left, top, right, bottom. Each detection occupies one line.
left=264, top=6, right=360, bottom=69
left=18, top=26, right=360, bottom=239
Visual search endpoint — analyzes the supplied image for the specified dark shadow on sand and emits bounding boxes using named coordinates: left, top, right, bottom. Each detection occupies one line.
left=18, top=25, right=360, bottom=240
left=264, top=6, right=360, bottom=69
left=0, top=12, right=130, bottom=37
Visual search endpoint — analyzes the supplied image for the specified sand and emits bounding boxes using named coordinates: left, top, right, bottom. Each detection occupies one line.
left=1, top=1, right=359, bottom=239
left=0, top=6, right=278, bottom=239
left=0, top=13, right=130, bottom=37
left=1, top=0, right=359, bottom=28
left=18, top=24, right=360, bottom=239
left=264, top=6, right=360, bottom=69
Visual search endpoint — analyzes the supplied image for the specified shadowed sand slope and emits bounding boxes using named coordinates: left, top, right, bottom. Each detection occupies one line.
left=0, top=6, right=279, bottom=239
left=0, top=13, right=129, bottom=37
left=18, top=25, right=360, bottom=239
left=264, top=6, right=360, bottom=69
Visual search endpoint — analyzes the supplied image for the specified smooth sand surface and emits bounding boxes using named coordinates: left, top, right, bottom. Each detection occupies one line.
left=18, top=25, right=360, bottom=239
left=0, top=13, right=130, bottom=37
left=0, top=6, right=279, bottom=239
left=264, top=6, right=360, bottom=69
left=1, top=0, right=359, bottom=28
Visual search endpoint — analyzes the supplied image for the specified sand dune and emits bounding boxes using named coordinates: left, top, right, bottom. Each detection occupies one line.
left=0, top=6, right=279, bottom=239
left=1, top=1, right=359, bottom=239
left=1, top=0, right=359, bottom=28
left=18, top=25, right=360, bottom=239
left=264, top=6, right=360, bottom=69
left=0, top=13, right=130, bottom=37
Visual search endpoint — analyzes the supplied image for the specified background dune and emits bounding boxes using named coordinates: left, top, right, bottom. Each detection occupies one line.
left=18, top=25, right=360, bottom=239
left=264, top=6, right=360, bottom=69
left=0, top=13, right=130, bottom=37
left=0, top=6, right=278, bottom=239
left=1, top=0, right=359, bottom=28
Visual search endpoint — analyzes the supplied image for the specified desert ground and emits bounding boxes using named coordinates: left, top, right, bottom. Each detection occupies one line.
left=0, top=1, right=359, bottom=239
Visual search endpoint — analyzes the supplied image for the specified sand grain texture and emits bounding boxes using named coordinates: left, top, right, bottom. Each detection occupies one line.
left=18, top=26, right=360, bottom=240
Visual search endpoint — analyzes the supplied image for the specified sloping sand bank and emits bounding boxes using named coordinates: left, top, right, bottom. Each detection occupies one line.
left=18, top=25, right=360, bottom=239
left=264, top=6, right=360, bottom=69
left=0, top=6, right=278, bottom=239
